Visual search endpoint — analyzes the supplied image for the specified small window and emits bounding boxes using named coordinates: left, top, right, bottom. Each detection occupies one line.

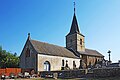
left=26, top=48, right=30, bottom=57
left=73, top=61, right=76, bottom=68
left=70, top=39, right=72, bottom=44
left=73, top=61, right=75, bottom=65
left=73, top=61, right=76, bottom=66
left=80, top=39, right=82, bottom=45
left=62, top=59, right=64, bottom=67
left=65, top=60, right=68, bottom=67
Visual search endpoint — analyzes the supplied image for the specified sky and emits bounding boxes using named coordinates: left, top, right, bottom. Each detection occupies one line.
left=0, top=0, right=120, bottom=63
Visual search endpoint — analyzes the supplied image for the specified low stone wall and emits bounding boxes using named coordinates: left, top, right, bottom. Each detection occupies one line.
left=39, top=67, right=120, bottom=78
left=93, top=67, right=120, bottom=78
left=40, top=69, right=87, bottom=79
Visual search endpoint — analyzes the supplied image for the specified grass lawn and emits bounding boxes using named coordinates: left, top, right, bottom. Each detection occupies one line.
left=16, top=77, right=120, bottom=80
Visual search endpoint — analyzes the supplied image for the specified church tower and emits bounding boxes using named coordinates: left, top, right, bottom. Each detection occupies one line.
left=66, top=3, right=85, bottom=52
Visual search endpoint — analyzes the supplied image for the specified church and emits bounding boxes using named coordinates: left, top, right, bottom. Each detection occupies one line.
left=20, top=6, right=104, bottom=74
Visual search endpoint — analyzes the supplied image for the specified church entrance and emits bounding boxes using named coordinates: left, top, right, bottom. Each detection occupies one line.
left=44, top=61, right=51, bottom=71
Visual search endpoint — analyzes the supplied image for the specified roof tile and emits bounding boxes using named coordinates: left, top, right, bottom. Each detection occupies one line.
left=30, top=39, right=79, bottom=59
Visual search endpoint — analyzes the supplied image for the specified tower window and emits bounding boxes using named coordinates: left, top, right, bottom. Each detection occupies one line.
left=70, top=39, right=72, bottom=44
left=80, top=39, right=82, bottom=45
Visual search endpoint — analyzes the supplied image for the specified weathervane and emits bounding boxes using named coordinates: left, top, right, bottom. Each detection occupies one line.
left=73, top=1, right=76, bottom=13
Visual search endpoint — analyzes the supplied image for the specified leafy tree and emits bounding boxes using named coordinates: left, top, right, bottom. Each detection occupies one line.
left=0, top=46, right=19, bottom=68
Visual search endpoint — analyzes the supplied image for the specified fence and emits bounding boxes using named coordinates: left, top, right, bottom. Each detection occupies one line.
left=0, top=68, right=21, bottom=76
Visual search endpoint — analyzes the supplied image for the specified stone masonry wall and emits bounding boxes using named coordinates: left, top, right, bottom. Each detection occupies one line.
left=93, top=67, right=120, bottom=78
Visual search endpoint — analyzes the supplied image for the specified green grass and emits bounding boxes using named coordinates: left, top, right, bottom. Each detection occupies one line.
left=15, top=77, right=120, bottom=80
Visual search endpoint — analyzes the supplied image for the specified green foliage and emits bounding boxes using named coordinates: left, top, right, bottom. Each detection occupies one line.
left=0, top=46, right=19, bottom=68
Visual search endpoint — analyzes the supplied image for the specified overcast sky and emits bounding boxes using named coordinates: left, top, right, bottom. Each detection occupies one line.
left=0, top=0, right=120, bottom=62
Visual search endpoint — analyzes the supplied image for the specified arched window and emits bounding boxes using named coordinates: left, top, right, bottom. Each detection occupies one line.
left=26, top=48, right=30, bottom=57
left=44, top=61, right=51, bottom=71
left=80, top=39, right=82, bottom=45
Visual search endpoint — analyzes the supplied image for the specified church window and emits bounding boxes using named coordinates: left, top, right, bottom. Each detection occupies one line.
left=25, top=48, right=30, bottom=57
left=73, top=61, right=76, bottom=68
left=70, top=39, right=72, bottom=44
left=62, top=59, right=64, bottom=67
left=44, top=61, right=51, bottom=71
left=80, top=39, right=82, bottom=45
left=65, top=60, right=68, bottom=67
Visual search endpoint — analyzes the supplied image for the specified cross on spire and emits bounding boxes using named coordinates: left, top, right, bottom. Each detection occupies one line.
left=74, top=1, right=76, bottom=13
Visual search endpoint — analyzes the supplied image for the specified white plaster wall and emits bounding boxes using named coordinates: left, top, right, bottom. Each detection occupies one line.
left=37, top=54, right=80, bottom=71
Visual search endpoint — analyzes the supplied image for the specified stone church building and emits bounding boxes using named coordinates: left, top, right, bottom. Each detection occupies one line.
left=20, top=7, right=104, bottom=73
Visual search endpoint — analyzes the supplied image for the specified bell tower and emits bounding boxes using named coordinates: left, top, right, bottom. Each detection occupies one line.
left=66, top=2, right=85, bottom=52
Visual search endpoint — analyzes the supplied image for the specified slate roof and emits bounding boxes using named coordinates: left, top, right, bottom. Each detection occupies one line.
left=68, top=13, right=80, bottom=35
left=67, top=13, right=84, bottom=37
left=78, top=49, right=104, bottom=57
left=30, top=39, right=79, bottom=59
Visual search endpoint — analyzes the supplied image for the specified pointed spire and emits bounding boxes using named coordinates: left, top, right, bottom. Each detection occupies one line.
left=68, top=5, right=80, bottom=35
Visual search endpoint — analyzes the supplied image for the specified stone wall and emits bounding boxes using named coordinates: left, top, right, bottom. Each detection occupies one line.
left=66, top=31, right=85, bottom=52
left=81, top=55, right=102, bottom=68
left=66, top=33, right=77, bottom=51
left=40, top=67, right=120, bottom=78
left=20, top=40, right=37, bottom=72
left=77, top=33, right=85, bottom=52
left=86, top=56, right=102, bottom=66
left=40, top=69, right=87, bottom=79
left=93, top=67, right=120, bottom=78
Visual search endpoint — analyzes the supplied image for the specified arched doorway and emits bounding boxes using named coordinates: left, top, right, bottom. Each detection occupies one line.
left=44, top=61, right=51, bottom=71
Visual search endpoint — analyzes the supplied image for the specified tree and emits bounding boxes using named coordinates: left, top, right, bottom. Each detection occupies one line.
left=14, top=52, right=17, bottom=57
left=0, top=46, right=19, bottom=68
